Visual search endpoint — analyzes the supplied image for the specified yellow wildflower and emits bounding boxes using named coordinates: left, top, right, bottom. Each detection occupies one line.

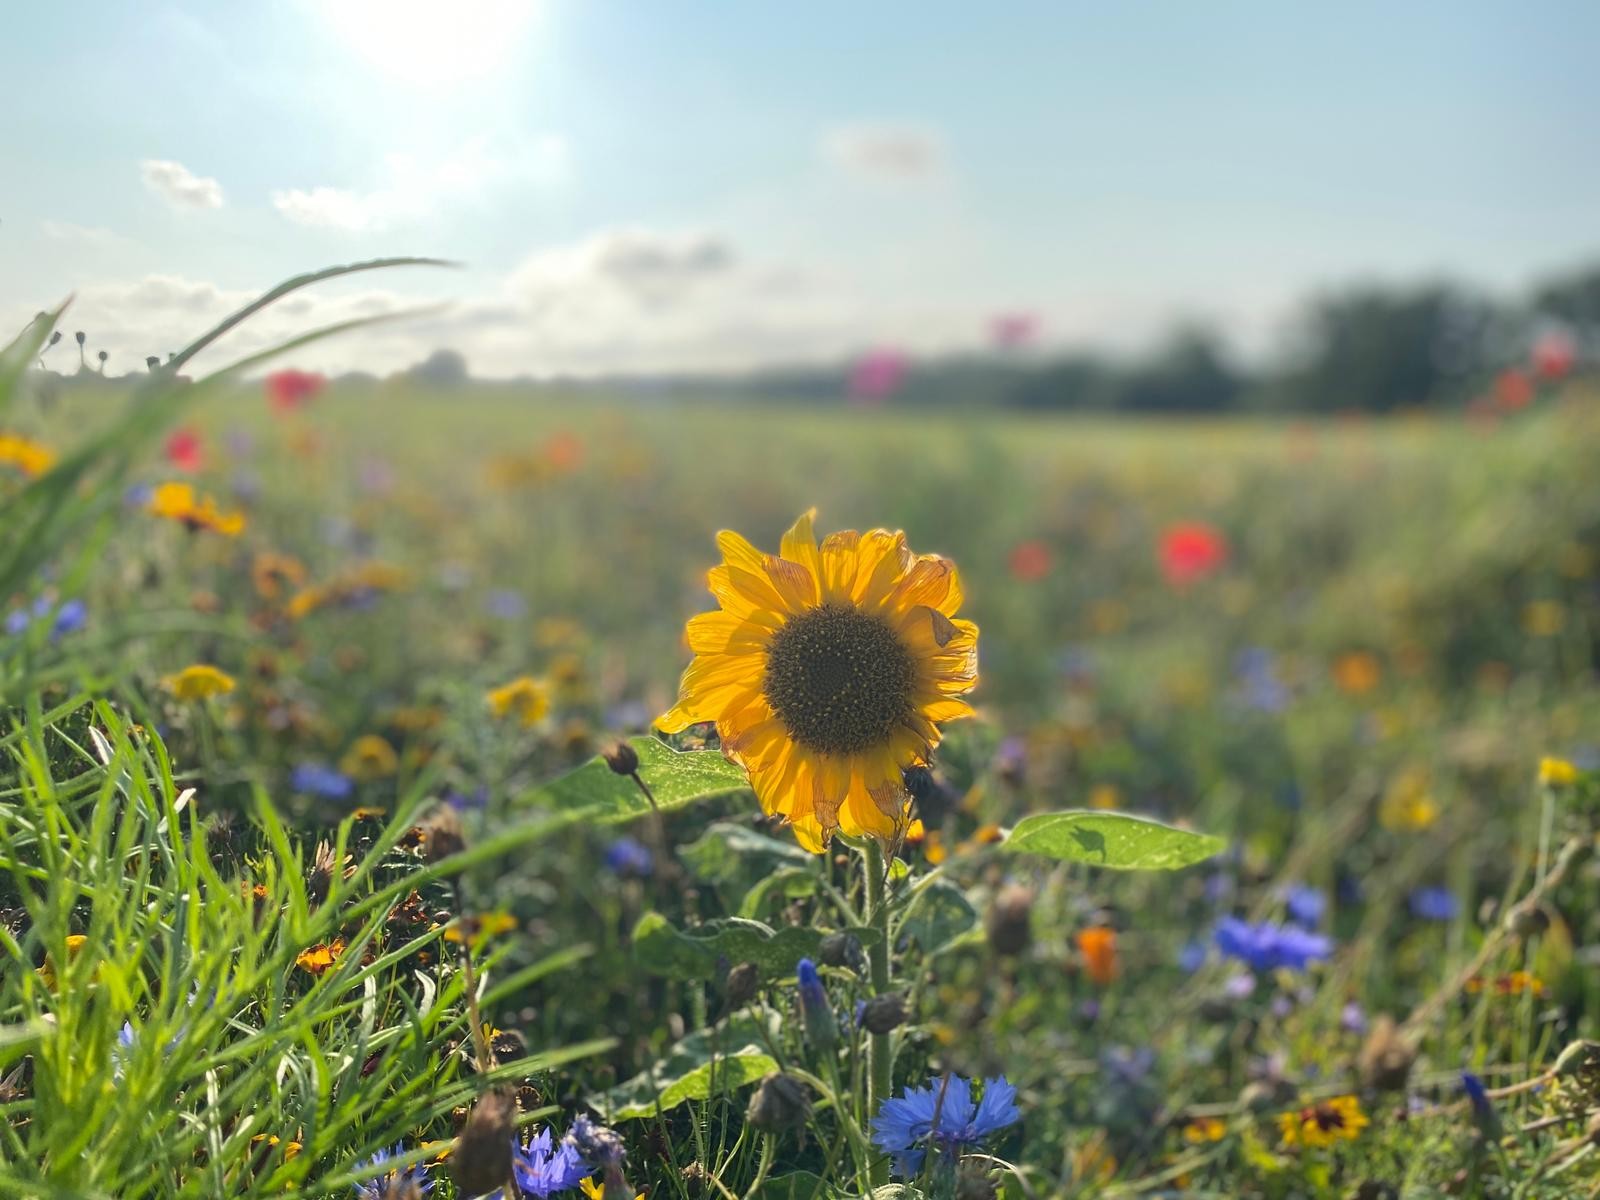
left=444, top=911, right=519, bottom=946
left=1539, top=756, right=1579, bottom=787
left=163, top=664, right=236, bottom=702
left=487, top=676, right=550, bottom=728
left=341, top=735, right=399, bottom=781
left=148, top=481, right=245, bottom=536
left=0, top=432, right=56, bottom=476
left=1277, top=1095, right=1368, bottom=1148
left=36, top=933, right=90, bottom=989
left=1182, top=1116, right=1228, bottom=1144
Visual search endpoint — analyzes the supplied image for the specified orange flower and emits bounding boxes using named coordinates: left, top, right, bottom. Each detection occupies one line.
left=1331, top=651, right=1382, bottom=696
left=295, top=937, right=346, bottom=976
left=148, top=481, right=245, bottom=536
left=1076, top=926, right=1119, bottom=987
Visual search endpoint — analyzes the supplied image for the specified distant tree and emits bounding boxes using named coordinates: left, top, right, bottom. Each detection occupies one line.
left=408, top=348, right=469, bottom=388
left=1533, top=263, right=1600, bottom=331
left=1114, top=328, right=1241, bottom=413
left=1278, top=285, right=1499, bottom=412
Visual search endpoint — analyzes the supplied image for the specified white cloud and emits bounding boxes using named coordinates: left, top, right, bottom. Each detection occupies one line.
left=139, top=159, right=225, bottom=209
left=822, top=123, right=946, bottom=182
left=4, top=228, right=989, bottom=379
left=273, top=134, right=568, bottom=232
left=40, top=220, right=130, bottom=248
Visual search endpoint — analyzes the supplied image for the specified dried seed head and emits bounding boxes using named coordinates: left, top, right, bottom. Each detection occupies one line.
left=860, top=992, right=909, bottom=1035
left=424, top=805, right=466, bottom=864
left=1356, top=1015, right=1416, bottom=1092
left=955, top=1160, right=1000, bottom=1200
left=724, top=961, right=760, bottom=1010
left=818, top=931, right=864, bottom=973
left=449, top=1088, right=516, bottom=1196
left=746, top=1071, right=813, bottom=1132
left=986, top=884, right=1034, bottom=957
left=602, top=740, right=640, bottom=776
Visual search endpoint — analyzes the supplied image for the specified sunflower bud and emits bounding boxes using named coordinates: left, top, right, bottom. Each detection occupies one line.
left=449, top=1088, right=516, bottom=1196
left=746, top=1071, right=813, bottom=1132
left=796, top=958, right=836, bottom=1051
left=818, top=930, right=864, bottom=973
left=724, top=961, right=760, bottom=1010
left=1554, top=1040, right=1600, bottom=1102
left=1506, top=901, right=1550, bottom=939
left=986, top=884, right=1034, bottom=957
left=424, top=805, right=466, bottom=864
left=860, top=991, right=908, bottom=1035
left=603, top=740, right=640, bottom=776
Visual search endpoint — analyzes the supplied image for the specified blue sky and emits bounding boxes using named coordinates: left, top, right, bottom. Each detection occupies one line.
left=5, top=1, right=1597, bottom=376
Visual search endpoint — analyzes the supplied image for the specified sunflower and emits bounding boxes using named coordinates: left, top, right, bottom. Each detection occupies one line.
left=148, top=481, right=246, bottom=537
left=657, top=510, right=977, bottom=852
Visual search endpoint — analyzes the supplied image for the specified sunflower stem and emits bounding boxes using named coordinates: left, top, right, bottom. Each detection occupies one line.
left=864, top=837, right=894, bottom=1188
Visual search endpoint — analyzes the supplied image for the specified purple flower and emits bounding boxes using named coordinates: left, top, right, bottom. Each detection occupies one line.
left=354, top=1144, right=433, bottom=1199
left=1283, top=884, right=1326, bottom=928
left=1177, top=940, right=1208, bottom=973
left=289, top=763, right=354, bottom=802
left=1408, top=887, right=1458, bottom=922
left=870, top=1074, right=1020, bottom=1177
left=1341, top=1001, right=1368, bottom=1033
left=510, top=1126, right=586, bottom=1197
left=485, top=589, right=527, bottom=620
left=1214, top=916, right=1332, bottom=972
left=603, top=836, right=653, bottom=878
left=51, top=599, right=87, bottom=640
left=796, top=958, right=836, bottom=1050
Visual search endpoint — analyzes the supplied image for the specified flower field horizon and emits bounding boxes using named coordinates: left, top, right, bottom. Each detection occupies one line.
left=3, top=283, right=1600, bottom=1197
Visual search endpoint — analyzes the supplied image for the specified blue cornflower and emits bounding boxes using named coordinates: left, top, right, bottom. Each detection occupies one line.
left=564, top=1115, right=626, bottom=1171
left=1214, top=916, right=1332, bottom=972
left=353, top=1144, right=433, bottom=1199
left=1408, top=887, right=1459, bottom=922
left=1177, top=940, right=1208, bottom=973
left=1341, top=1001, right=1368, bottom=1033
left=511, top=1127, right=587, bottom=1197
left=4, top=608, right=30, bottom=636
left=51, top=598, right=87, bottom=640
left=1233, top=647, right=1290, bottom=713
left=485, top=589, right=527, bottom=620
left=1283, top=884, right=1326, bottom=928
left=796, top=958, right=836, bottom=1051
left=602, top=836, right=653, bottom=878
left=1461, top=1072, right=1502, bottom=1139
left=290, top=763, right=354, bottom=801
left=870, top=1074, right=1020, bottom=1177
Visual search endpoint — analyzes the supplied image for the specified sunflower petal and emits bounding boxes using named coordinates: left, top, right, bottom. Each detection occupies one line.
left=780, top=509, right=823, bottom=598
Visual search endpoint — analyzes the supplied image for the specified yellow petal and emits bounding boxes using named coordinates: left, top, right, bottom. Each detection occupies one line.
left=780, top=509, right=823, bottom=598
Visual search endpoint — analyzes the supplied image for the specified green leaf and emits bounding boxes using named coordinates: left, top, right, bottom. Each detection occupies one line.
left=632, top=911, right=823, bottom=982
left=595, top=1010, right=779, bottom=1120
left=679, top=821, right=815, bottom=884
left=521, top=737, right=750, bottom=824
left=897, top=881, right=977, bottom=955
left=755, top=1173, right=828, bottom=1199
left=1002, top=810, right=1225, bottom=871
left=738, top=867, right=819, bottom=919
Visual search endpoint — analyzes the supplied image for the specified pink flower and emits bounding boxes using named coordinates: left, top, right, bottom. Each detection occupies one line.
left=991, top=312, right=1038, bottom=349
left=1159, top=522, right=1229, bottom=588
left=264, top=369, right=326, bottom=414
left=164, top=427, right=203, bottom=473
left=849, top=348, right=908, bottom=403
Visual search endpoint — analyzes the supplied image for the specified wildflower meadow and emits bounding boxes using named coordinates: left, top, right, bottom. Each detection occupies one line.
left=2, top=249, right=1598, bottom=1200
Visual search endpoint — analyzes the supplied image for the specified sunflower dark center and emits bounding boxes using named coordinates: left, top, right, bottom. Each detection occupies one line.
left=763, top=603, right=915, bottom=756
left=1308, top=1106, right=1345, bottom=1131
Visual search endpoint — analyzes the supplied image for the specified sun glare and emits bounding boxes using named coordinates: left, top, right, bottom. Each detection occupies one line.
left=319, top=0, right=536, bottom=86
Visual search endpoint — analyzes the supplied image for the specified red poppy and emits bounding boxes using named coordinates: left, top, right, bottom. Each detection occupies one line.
left=1008, top=539, right=1052, bottom=582
left=1531, top=331, right=1575, bottom=383
left=264, top=369, right=326, bottom=413
left=164, top=427, right=203, bottom=472
left=1159, top=521, right=1228, bottom=587
left=1494, top=369, right=1533, bottom=412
